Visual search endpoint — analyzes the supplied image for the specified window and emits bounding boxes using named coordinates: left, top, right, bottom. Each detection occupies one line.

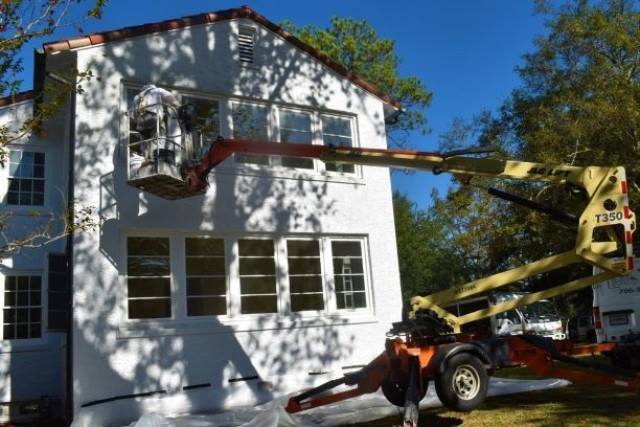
left=7, top=150, right=45, bottom=206
left=332, top=240, right=367, bottom=309
left=279, top=110, right=314, bottom=169
left=180, top=96, right=220, bottom=161
left=185, top=237, right=227, bottom=316
left=3, top=276, right=41, bottom=340
left=123, top=234, right=370, bottom=324
left=238, top=238, right=277, bottom=314
left=287, top=239, right=324, bottom=312
left=322, top=115, right=355, bottom=174
left=232, top=102, right=270, bottom=165
left=127, top=237, right=172, bottom=319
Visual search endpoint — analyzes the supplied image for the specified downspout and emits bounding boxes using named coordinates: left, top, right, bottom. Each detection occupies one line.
left=34, top=47, right=76, bottom=423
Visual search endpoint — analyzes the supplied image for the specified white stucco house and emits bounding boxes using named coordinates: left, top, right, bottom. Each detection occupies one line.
left=0, top=6, right=404, bottom=426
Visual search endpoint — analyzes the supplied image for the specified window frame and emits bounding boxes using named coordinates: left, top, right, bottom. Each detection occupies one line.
left=229, top=102, right=361, bottom=178
left=121, top=83, right=363, bottom=184
left=2, top=146, right=50, bottom=209
left=1, top=272, right=44, bottom=342
left=120, top=232, right=374, bottom=335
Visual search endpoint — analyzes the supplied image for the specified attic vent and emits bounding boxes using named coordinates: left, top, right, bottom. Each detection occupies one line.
left=238, top=27, right=255, bottom=64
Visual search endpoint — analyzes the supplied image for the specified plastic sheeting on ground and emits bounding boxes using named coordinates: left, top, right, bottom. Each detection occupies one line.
left=125, top=377, right=570, bottom=427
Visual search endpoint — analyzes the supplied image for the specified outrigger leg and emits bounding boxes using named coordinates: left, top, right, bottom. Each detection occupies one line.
left=402, top=355, right=421, bottom=427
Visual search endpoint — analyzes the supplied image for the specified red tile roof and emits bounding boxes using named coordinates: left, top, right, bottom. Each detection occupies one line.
left=42, top=5, right=401, bottom=110
left=0, top=90, right=35, bottom=107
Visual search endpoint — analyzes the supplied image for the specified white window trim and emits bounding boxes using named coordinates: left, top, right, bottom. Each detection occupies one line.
left=224, top=101, right=364, bottom=184
left=0, top=144, right=53, bottom=211
left=0, top=270, right=50, bottom=353
left=121, top=83, right=366, bottom=186
left=118, top=231, right=377, bottom=338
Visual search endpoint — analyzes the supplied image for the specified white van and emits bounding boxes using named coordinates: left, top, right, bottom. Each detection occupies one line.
left=592, top=257, right=640, bottom=344
left=443, top=292, right=566, bottom=340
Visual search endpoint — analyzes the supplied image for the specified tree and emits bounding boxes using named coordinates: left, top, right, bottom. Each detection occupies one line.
left=512, top=0, right=640, bottom=201
left=0, top=0, right=107, bottom=147
left=393, top=191, right=452, bottom=299
left=280, top=17, right=433, bottom=148
left=0, top=0, right=107, bottom=257
left=433, top=0, right=640, bottom=317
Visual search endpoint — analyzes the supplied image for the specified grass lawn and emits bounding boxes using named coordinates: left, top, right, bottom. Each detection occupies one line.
left=348, top=357, right=640, bottom=426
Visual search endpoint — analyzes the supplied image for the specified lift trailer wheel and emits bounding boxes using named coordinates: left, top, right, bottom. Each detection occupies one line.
left=435, top=352, right=489, bottom=412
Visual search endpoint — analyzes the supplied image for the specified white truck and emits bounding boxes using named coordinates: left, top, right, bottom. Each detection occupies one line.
left=593, top=256, right=640, bottom=367
left=443, top=292, right=566, bottom=340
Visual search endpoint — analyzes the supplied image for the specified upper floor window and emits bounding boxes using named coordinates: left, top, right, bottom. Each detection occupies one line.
left=279, top=110, right=314, bottom=170
left=322, top=115, right=355, bottom=173
left=231, top=102, right=270, bottom=166
left=7, top=150, right=45, bottom=206
left=230, top=103, right=357, bottom=175
left=123, top=85, right=359, bottom=178
left=3, top=275, right=41, bottom=340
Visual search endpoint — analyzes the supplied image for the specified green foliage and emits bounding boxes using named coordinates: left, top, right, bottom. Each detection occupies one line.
left=280, top=17, right=433, bottom=148
left=0, top=0, right=107, bottom=98
left=0, top=0, right=106, bottom=258
left=429, top=0, right=640, bottom=317
left=393, top=191, right=449, bottom=298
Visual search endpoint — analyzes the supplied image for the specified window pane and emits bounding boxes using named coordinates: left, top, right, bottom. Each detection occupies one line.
left=128, top=237, right=170, bottom=255
left=241, top=295, right=277, bottom=314
left=239, top=276, right=276, bottom=295
left=186, top=237, right=224, bottom=256
left=128, top=278, right=171, bottom=297
left=291, top=294, right=324, bottom=312
left=187, top=277, right=226, bottom=296
left=289, top=276, right=323, bottom=293
left=187, top=296, right=226, bottom=316
left=186, top=257, right=226, bottom=275
left=238, top=257, right=276, bottom=275
left=332, top=240, right=367, bottom=310
left=128, top=299, right=171, bottom=319
left=238, top=238, right=274, bottom=256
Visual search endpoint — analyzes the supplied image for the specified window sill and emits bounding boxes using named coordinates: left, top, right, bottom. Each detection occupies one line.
left=118, top=311, right=378, bottom=339
left=214, top=162, right=366, bottom=186
left=0, top=336, right=52, bottom=354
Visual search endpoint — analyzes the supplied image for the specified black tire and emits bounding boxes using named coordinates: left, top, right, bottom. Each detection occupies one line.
left=434, top=352, right=489, bottom=412
left=381, top=377, right=428, bottom=407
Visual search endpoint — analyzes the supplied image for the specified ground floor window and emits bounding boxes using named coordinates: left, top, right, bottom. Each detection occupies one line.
left=3, top=275, right=42, bottom=340
left=124, top=234, right=371, bottom=321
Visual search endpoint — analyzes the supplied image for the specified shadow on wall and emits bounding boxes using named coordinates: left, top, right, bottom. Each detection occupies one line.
left=67, top=14, right=379, bottom=425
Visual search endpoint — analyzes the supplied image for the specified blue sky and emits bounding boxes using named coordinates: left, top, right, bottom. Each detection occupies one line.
left=18, top=0, right=550, bottom=209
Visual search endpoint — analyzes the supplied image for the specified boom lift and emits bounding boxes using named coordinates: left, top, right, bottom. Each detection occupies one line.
left=128, top=131, right=639, bottom=425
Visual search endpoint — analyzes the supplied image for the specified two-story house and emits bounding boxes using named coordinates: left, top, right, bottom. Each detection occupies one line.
left=0, top=6, right=404, bottom=426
